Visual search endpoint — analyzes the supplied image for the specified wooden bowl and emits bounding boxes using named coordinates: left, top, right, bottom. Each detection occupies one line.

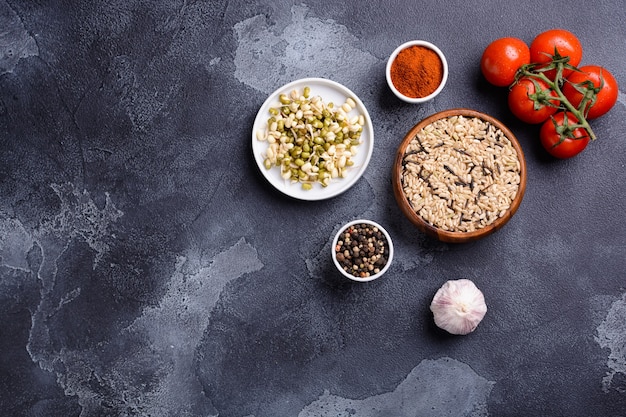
left=392, top=108, right=527, bottom=243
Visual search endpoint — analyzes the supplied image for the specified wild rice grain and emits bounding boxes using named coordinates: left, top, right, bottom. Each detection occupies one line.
left=401, top=116, right=521, bottom=233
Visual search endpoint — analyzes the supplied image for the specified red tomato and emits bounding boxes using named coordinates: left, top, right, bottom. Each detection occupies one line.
left=562, top=65, right=619, bottom=119
left=529, top=29, right=583, bottom=79
left=540, top=112, right=590, bottom=158
left=508, top=77, right=559, bottom=124
left=480, top=37, right=530, bottom=87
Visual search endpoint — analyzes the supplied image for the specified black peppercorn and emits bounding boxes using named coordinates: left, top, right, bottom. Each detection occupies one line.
left=334, top=222, right=390, bottom=278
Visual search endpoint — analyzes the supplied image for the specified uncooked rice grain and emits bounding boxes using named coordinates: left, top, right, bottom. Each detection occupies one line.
left=401, top=115, right=521, bottom=233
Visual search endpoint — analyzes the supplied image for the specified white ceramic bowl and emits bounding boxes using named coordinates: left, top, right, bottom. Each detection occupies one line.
left=252, top=78, right=374, bottom=201
left=386, top=40, right=449, bottom=104
left=331, top=219, right=394, bottom=282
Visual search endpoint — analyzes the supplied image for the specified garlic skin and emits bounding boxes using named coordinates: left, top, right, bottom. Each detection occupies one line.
left=430, top=279, right=487, bottom=335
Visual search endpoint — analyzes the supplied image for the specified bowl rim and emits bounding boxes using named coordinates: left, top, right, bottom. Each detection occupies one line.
left=386, top=40, right=449, bottom=104
left=331, top=219, right=394, bottom=282
left=392, top=108, right=527, bottom=243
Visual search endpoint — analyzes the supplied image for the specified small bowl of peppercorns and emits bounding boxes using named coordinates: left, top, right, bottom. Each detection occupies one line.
left=331, top=219, right=394, bottom=282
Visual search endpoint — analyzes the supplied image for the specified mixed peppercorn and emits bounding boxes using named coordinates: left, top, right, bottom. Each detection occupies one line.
left=334, top=223, right=389, bottom=278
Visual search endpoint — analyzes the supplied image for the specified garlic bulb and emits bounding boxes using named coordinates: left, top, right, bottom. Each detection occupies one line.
left=430, top=279, right=487, bottom=335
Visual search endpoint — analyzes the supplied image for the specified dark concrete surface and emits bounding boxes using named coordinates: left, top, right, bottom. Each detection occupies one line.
left=1, top=1, right=625, bottom=416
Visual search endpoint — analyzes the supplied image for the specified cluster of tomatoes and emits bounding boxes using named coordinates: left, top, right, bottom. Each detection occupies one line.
left=480, top=29, right=618, bottom=158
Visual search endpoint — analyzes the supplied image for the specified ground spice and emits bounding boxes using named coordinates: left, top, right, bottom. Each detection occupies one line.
left=390, top=45, right=443, bottom=98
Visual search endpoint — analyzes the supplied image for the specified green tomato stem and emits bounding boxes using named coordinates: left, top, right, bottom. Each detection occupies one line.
left=518, top=62, right=596, bottom=141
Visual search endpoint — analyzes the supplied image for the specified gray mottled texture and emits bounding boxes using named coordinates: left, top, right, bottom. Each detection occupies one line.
left=597, top=293, right=626, bottom=393
left=299, top=357, right=494, bottom=417
left=1, top=0, right=625, bottom=416
left=0, top=0, right=38, bottom=75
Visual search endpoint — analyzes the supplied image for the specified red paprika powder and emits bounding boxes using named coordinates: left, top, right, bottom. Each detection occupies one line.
left=390, top=45, right=443, bottom=98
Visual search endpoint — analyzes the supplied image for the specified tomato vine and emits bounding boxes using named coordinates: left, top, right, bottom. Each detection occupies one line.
left=514, top=49, right=597, bottom=141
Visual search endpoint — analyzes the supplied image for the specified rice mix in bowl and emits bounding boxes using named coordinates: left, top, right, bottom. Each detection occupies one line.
left=398, top=112, right=524, bottom=235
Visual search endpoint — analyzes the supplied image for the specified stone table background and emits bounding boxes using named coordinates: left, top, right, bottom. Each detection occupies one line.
left=1, top=1, right=625, bottom=416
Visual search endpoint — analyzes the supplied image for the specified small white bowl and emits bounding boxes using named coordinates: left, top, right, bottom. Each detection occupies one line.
left=386, top=40, right=449, bottom=104
left=331, top=219, right=394, bottom=282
